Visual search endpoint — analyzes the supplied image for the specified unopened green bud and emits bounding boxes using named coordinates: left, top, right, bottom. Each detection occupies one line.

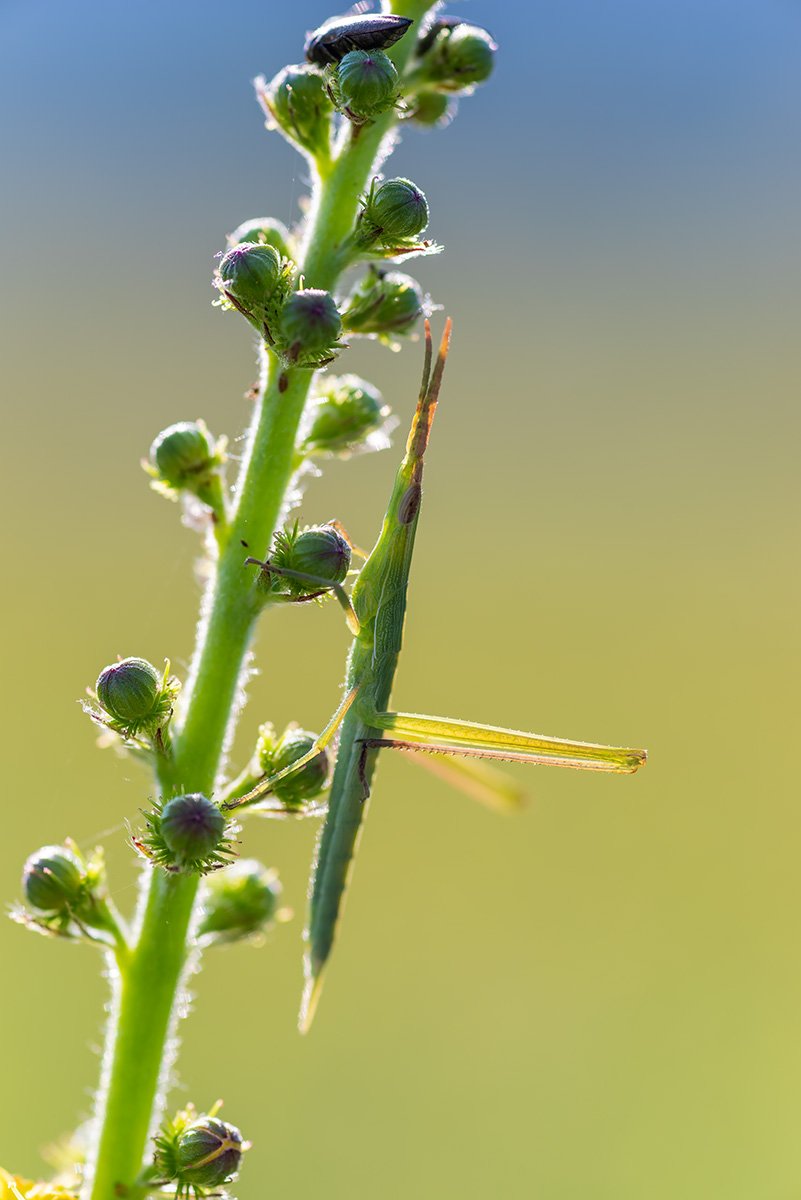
left=373, top=179, right=429, bottom=238
left=160, top=794, right=226, bottom=867
left=421, top=22, right=497, bottom=92
left=90, top=657, right=179, bottom=743
left=259, top=64, right=334, bottom=158
left=226, top=216, right=293, bottom=260
left=278, top=289, right=342, bottom=366
left=175, top=1116, right=244, bottom=1189
left=329, top=49, right=400, bottom=123
left=303, top=374, right=388, bottom=455
left=198, top=859, right=282, bottom=942
left=151, top=421, right=213, bottom=486
left=148, top=420, right=217, bottom=488
left=96, top=658, right=160, bottom=725
left=406, top=90, right=454, bottom=127
left=146, top=419, right=225, bottom=515
left=272, top=523, right=351, bottom=594
left=22, top=845, right=84, bottom=915
left=262, top=728, right=329, bottom=806
left=343, top=268, right=424, bottom=337
left=357, top=178, right=430, bottom=251
left=215, top=242, right=293, bottom=340
left=155, top=1108, right=246, bottom=1193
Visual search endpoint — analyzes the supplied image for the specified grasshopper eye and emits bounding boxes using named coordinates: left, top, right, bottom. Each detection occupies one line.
left=398, top=481, right=422, bottom=525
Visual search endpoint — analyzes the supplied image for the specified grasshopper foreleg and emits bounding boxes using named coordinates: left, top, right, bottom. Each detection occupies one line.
left=225, top=685, right=361, bottom=811
left=245, top=556, right=360, bottom=635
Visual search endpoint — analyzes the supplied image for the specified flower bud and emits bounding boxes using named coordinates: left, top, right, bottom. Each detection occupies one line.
left=405, top=90, right=454, bottom=127
left=357, top=178, right=430, bottom=251
left=175, top=1116, right=244, bottom=1189
left=342, top=268, right=424, bottom=337
left=154, top=1107, right=246, bottom=1193
left=15, top=842, right=124, bottom=946
left=147, top=421, right=226, bottom=516
left=419, top=22, right=497, bottom=92
left=160, top=794, right=227, bottom=867
left=277, top=288, right=343, bottom=367
left=215, top=242, right=293, bottom=340
left=96, top=658, right=161, bottom=726
left=198, top=859, right=282, bottom=942
left=271, top=523, right=351, bottom=594
left=22, top=845, right=84, bottom=915
left=258, top=64, right=333, bottom=158
left=302, top=374, right=388, bottom=456
left=261, top=728, right=329, bottom=806
left=89, top=657, right=179, bottom=744
left=150, top=421, right=215, bottom=488
left=226, top=216, right=293, bottom=260
left=329, top=49, right=400, bottom=123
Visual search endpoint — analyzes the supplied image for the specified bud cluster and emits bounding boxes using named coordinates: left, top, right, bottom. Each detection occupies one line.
left=25, top=6, right=500, bottom=1181
left=214, top=244, right=346, bottom=368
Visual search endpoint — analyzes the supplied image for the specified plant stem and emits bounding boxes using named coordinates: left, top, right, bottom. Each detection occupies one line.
left=84, top=27, right=429, bottom=1190
left=85, top=871, right=199, bottom=1200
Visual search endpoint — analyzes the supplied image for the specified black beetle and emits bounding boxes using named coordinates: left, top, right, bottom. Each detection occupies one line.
left=305, top=13, right=414, bottom=66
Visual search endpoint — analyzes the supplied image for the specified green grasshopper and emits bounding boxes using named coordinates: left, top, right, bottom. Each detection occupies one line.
left=226, top=319, right=647, bottom=1030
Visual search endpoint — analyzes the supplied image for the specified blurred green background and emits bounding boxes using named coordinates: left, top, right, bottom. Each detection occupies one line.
left=2, top=1, right=801, bottom=1196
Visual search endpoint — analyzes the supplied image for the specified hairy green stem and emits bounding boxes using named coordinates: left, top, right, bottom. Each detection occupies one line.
left=84, top=11, right=432, bottom=1190
left=86, top=872, right=199, bottom=1200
